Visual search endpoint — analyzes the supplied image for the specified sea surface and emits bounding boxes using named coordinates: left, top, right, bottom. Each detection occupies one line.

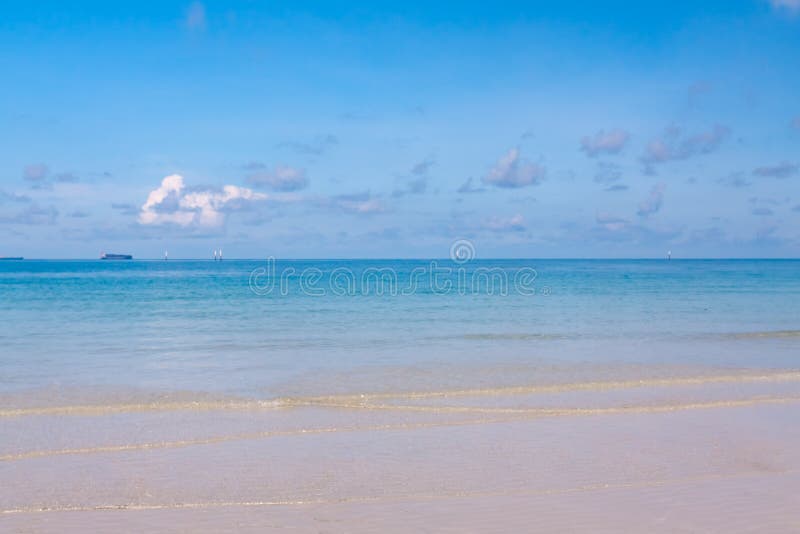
left=3, top=259, right=800, bottom=529
left=1, top=259, right=799, bottom=401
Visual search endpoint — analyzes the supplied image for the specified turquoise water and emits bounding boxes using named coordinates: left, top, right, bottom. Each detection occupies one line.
left=1, top=259, right=799, bottom=398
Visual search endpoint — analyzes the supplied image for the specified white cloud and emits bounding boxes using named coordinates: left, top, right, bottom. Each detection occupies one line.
left=580, top=129, right=629, bottom=157
left=482, top=148, right=545, bottom=188
left=138, top=174, right=266, bottom=227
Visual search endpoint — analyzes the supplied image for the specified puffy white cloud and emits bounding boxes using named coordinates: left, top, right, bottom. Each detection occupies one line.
left=482, top=148, right=545, bottom=188
left=580, top=129, right=629, bottom=157
left=138, top=174, right=266, bottom=227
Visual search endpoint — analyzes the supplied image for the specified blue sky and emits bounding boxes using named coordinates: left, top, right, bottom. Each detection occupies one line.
left=1, top=0, right=799, bottom=258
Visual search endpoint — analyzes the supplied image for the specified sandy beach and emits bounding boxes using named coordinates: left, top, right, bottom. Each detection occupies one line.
left=4, top=366, right=800, bottom=532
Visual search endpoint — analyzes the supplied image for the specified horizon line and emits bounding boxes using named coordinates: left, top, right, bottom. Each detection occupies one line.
left=3, top=257, right=800, bottom=261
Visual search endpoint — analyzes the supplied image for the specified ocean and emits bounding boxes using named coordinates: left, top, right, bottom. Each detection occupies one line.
left=2, top=259, right=799, bottom=400
left=4, top=259, right=800, bottom=527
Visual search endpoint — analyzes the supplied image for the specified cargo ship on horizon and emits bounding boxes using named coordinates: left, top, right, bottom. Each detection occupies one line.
left=100, top=253, right=133, bottom=260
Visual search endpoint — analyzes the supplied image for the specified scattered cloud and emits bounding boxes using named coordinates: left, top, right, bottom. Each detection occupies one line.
left=0, top=203, right=58, bottom=225
left=641, top=124, right=730, bottom=173
left=185, top=2, right=206, bottom=31
left=593, top=162, right=623, bottom=184
left=457, top=177, right=485, bottom=194
left=769, top=0, right=800, bottom=13
left=392, top=176, right=428, bottom=197
left=719, top=172, right=752, bottom=188
left=1, top=190, right=32, bottom=203
left=277, top=134, right=338, bottom=156
left=604, top=184, right=629, bottom=192
left=365, top=227, right=403, bottom=241
left=23, top=164, right=49, bottom=182
left=589, top=212, right=683, bottom=244
left=139, top=174, right=266, bottom=227
left=752, top=207, right=774, bottom=216
left=247, top=165, right=309, bottom=191
left=410, top=156, right=435, bottom=176
left=482, top=148, right=545, bottom=188
left=69, top=210, right=90, bottom=218
left=595, top=212, right=629, bottom=232
left=752, top=162, right=798, bottom=178
left=55, top=172, right=80, bottom=183
left=637, top=183, right=666, bottom=217
left=580, top=129, right=629, bottom=157
left=393, top=157, right=435, bottom=197
left=482, top=214, right=525, bottom=232
left=111, top=203, right=138, bottom=216
left=330, top=192, right=386, bottom=215
left=687, top=81, right=713, bottom=107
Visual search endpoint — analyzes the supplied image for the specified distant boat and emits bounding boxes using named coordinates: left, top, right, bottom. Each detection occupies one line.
left=100, top=253, right=133, bottom=260
left=0, top=256, right=23, bottom=260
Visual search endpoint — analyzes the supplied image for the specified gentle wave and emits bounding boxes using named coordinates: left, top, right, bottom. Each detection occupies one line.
left=731, top=330, right=800, bottom=339
left=0, top=399, right=283, bottom=418
left=3, top=395, right=799, bottom=462
left=4, top=370, right=800, bottom=418
left=1, top=468, right=790, bottom=516
left=288, top=371, right=800, bottom=405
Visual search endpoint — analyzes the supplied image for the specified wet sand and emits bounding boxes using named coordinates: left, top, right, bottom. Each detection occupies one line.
left=3, top=367, right=800, bottom=532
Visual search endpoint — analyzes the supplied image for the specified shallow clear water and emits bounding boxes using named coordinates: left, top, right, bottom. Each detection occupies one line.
left=1, top=259, right=799, bottom=398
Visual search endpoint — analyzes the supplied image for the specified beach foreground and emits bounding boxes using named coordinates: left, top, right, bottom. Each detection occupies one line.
left=3, top=367, right=800, bottom=532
